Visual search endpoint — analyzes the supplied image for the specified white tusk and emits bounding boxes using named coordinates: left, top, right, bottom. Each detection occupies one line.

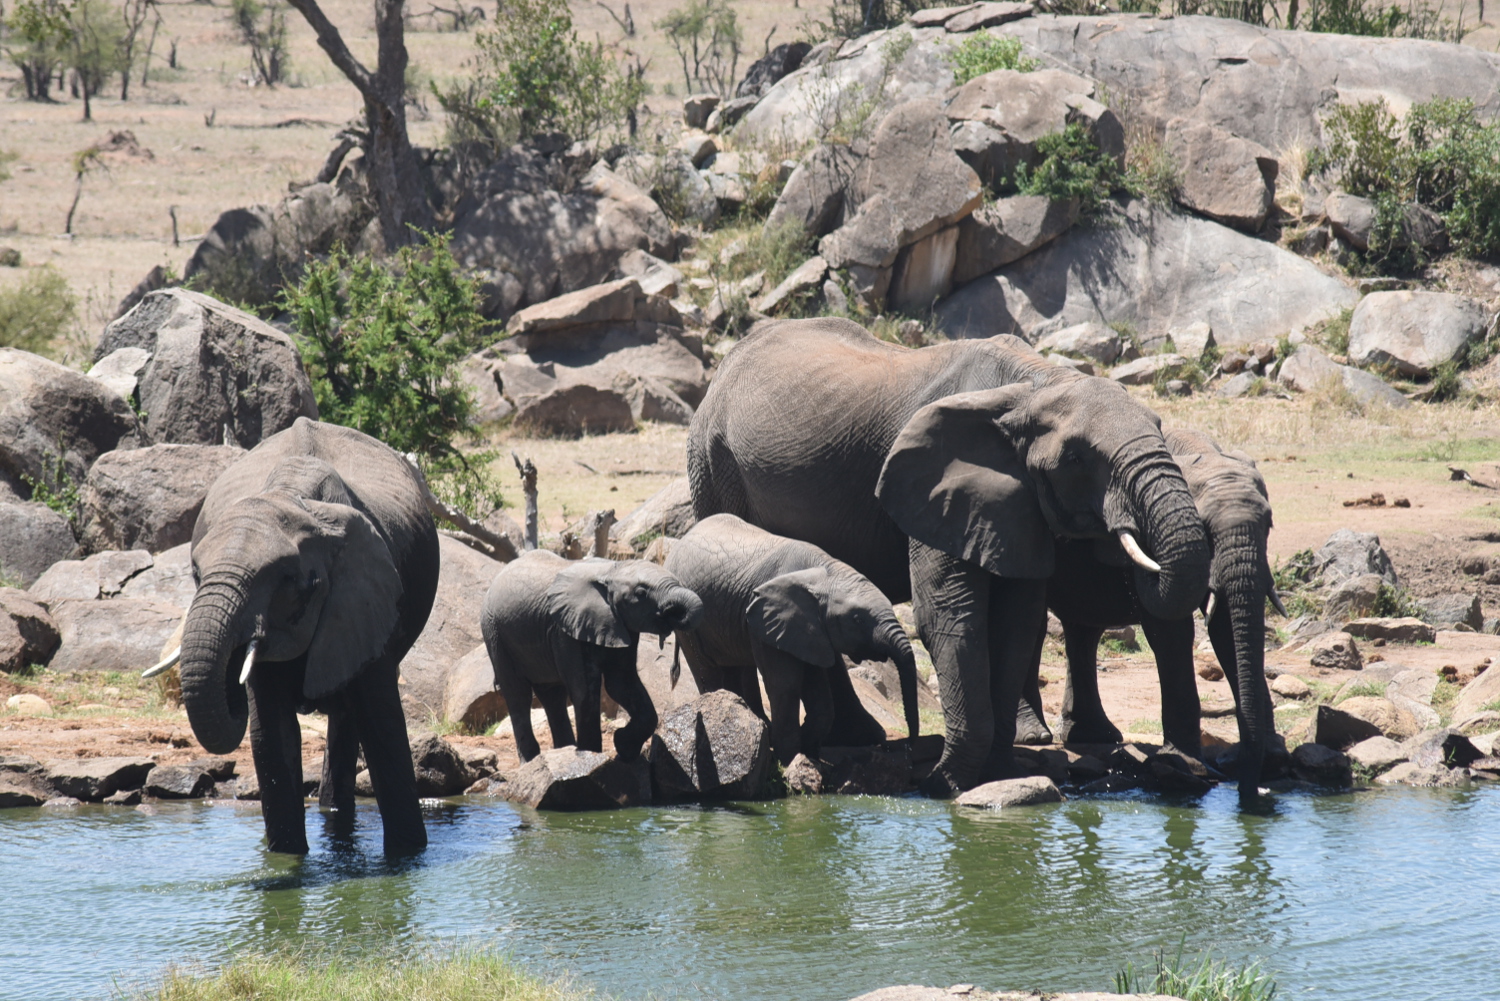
left=142, top=647, right=181, bottom=679
left=1269, top=590, right=1289, bottom=617
left=1204, top=593, right=1217, bottom=623
left=239, top=639, right=259, bottom=686
left=1118, top=531, right=1162, bottom=574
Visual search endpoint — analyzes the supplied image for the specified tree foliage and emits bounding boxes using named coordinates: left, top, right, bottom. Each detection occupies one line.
left=229, top=0, right=289, bottom=86
left=3, top=0, right=72, bottom=100
left=0, top=268, right=77, bottom=357
left=1016, top=123, right=1131, bottom=214
left=656, top=0, right=741, bottom=97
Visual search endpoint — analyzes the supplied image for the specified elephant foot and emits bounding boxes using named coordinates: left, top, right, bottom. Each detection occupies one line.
left=1014, top=719, right=1054, bottom=745
left=917, top=766, right=964, bottom=799
left=824, top=707, right=889, bottom=748
left=1057, top=714, right=1123, bottom=746
left=979, top=750, right=1025, bottom=784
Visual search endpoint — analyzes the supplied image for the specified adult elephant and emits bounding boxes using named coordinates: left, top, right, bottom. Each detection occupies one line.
left=153, top=417, right=439, bottom=855
left=688, top=319, right=1210, bottom=796
left=1019, top=428, right=1279, bottom=804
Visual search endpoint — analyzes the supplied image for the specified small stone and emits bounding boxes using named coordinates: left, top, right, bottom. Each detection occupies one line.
left=1346, top=735, right=1407, bottom=774
left=5, top=693, right=51, bottom=716
left=954, top=775, right=1062, bottom=809
left=784, top=753, right=824, bottom=794
left=43, top=796, right=83, bottom=809
left=1345, top=617, right=1436, bottom=644
left=503, top=748, right=651, bottom=810
left=1290, top=742, right=1353, bottom=787
left=1307, top=631, right=1363, bottom=671
left=1110, top=353, right=1188, bottom=386
left=1271, top=675, right=1311, bottom=699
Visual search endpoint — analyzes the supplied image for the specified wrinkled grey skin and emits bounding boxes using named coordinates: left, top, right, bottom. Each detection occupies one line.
left=1021, top=429, right=1276, bottom=805
left=181, top=418, right=438, bottom=856
left=688, top=319, right=1209, bottom=796
left=664, top=514, right=921, bottom=765
left=481, top=551, right=704, bottom=763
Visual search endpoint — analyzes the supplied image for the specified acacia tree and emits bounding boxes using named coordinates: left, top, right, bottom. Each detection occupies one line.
left=283, top=0, right=433, bottom=247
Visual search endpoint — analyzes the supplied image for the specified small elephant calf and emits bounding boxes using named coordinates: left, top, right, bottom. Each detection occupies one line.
left=481, top=551, right=704, bottom=763
left=665, top=514, right=920, bottom=765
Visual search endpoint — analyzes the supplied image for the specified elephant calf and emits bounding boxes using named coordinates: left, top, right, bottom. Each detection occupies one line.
left=482, top=552, right=703, bottom=763
left=664, top=514, right=920, bottom=765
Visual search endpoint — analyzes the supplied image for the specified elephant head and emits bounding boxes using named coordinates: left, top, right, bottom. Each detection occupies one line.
left=179, top=475, right=402, bottom=755
left=746, top=565, right=921, bottom=740
left=547, top=558, right=705, bottom=649
left=876, top=375, right=1211, bottom=621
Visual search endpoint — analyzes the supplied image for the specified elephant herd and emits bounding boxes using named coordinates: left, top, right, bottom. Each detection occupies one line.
left=150, top=319, right=1278, bottom=856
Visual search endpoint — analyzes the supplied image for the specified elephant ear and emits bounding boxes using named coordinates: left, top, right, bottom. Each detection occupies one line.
left=876, top=386, right=1054, bottom=578
left=547, top=559, right=631, bottom=648
left=301, top=500, right=403, bottom=700
left=746, top=568, right=837, bottom=668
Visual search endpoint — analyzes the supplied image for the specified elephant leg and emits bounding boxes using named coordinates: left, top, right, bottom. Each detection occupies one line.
left=247, top=663, right=308, bottom=855
left=1014, top=620, right=1053, bottom=745
left=350, top=657, right=426, bottom=856
left=677, top=631, right=727, bottom=694
left=912, top=542, right=994, bottom=797
left=823, top=655, right=887, bottom=747
left=490, top=638, right=541, bottom=762
left=800, top=664, right=834, bottom=762
left=535, top=683, right=575, bottom=750
left=569, top=669, right=605, bottom=754
left=736, top=664, right=767, bottom=719
left=751, top=638, right=808, bottom=765
left=319, top=697, right=360, bottom=817
left=981, top=576, right=1047, bottom=782
left=601, top=653, right=657, bottom=761
left=1140, top=613, right=1201, bottom=758
left=1058, top=623, right=1123, bottom=745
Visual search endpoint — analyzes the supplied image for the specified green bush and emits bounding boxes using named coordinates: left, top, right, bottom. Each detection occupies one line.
left=0, top=268, right=77, bottom=356
left=21, top=449, right=80, bottom=525
left=436, top=0, right=644, bottom=150
left=1300, top=0, right=1408, bottom=35
left=281, top=233, right=504, bottom=516
left=1372, top=583, right=1424, bottom=619
left=947, top=33, right=1038, bottom=85
left=1016, top=123, right=1130, bottom=214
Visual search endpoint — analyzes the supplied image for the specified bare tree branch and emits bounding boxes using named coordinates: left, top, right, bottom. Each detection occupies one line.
left=283, top=0, right=376, bottom=95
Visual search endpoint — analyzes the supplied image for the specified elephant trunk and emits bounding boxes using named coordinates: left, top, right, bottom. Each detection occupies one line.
left=879, top=620, right=922, bottom=742
left=1119, top=450, right=1211, bottom=622
left=661, top=586, right=705, bottom=633
left=179, top=573, right=254, bottom=755
left=1217, top=527, right=1273, bottom=804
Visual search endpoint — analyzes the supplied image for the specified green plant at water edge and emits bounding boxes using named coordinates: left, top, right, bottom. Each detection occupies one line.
left=1016, top=123, right=1131, bottom=214
left=1114, top=941, right=1277, bottom=1001
left=281, top=232, right=504, bottom=518
left=947, top=34, right=1037, bottom=85
left=1372, top=583, right=1423, bottom=619
left=436, top=0, right=644, bottom=150
left=0, top=267, right=77, bottom=356
left=21, top=450, right=80, bottom=525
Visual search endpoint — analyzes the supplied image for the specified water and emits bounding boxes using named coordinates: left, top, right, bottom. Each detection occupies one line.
left=2, top=787, right=1499, bottom=1001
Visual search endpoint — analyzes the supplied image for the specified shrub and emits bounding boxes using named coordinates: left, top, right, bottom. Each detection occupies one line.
left=656, top=0, right=742, bottom=98
left=281, top=233, right=504, bottom=516
left=21, top=449, right=80, bottom=525
left=947, top=33, right=1037, bottom=85
left=1372, top=583, right=1424, bottom=619
left=0, top=267, right=77, bottom=356
left=1300, top=0, right=1408, bottom=35
left=1016, top=123, right=1130, bottom=214
left=229, top=0, right=289, bottom=87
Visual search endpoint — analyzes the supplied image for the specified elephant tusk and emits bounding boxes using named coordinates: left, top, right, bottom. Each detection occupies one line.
left=142, top=647, right=181, bottom=679
left=1203, top=593, right=1217, bottom=623
left=1269, top=590, right=1289, bottom=617
left=1118, top=531, right=1162, bottom=574
left=239, top=638, right=259, bottom=686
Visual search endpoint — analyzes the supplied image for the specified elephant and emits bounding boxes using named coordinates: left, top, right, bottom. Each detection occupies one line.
left=687, top=319, right=1210, bottom=796
left=663, top=513, right=921, bottom=765
left=159, top=417, right=439, bottom=856
left=480, top=551, right=704, bottom=763
left=1018, top=428, right=1279, bottom=804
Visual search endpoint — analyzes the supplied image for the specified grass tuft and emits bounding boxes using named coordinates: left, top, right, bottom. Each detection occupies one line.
left=1114, top=940, right=1277, bottom=1001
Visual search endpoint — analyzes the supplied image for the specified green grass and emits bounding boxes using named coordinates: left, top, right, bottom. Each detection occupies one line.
left=947, top=33, right=1038, bottom=84
left=120, top=948, right=589, bottom=1001
left=1127, top=717, right=1164, bottom=735
left=1336, top=681, right=1390, bottom=703
left=1115, top=941, right=1277, bottom=1001
left=1432, top=678, right=1461, bottom=724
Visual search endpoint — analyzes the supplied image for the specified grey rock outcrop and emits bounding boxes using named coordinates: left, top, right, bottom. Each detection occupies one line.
left=0, top=501, right=77, bottom=588
left=1111, top=354, right=1187, bottom=386
left=44, top=596, right=182, bottom=674
left=78, top=444, right=243, bottom=554
left=144, top=764, right=215, bottom=799
left=97, top=289, right=317, bottom=448
left=612, top=478, right=695, bottom=552
left=443, top=644, right=509, bottom=733
left=398, top=534, right=498, bottom=724
left=503, top=747, right=651, bottom=810
left=649, top=690, right=772, bottom=801
left=0, top=587, right=60, bottom=673
left=1348, top=291, right=1489, bottom=378
left=1314, top=529, right=1397, bottom=587
left=1163, top=117, right=1278, bottom=232
left=1418, top=593, right=1483, bottom=632
left=1035, top=322, right=1123, bottom=365
left=44, top=756, right=154, bottom=800
left=945, top=66, right=1122, bottom=169
left=952, top=195, right=1078, bottom=286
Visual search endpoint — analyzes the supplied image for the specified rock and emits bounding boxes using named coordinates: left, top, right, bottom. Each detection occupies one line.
left=1325, top=573, right=1384, bottom=623
left=458, top=354, right=514, bottom=425
left=443, top=644, right=508, bottom=733
left=888, top=225, right=961, bottom=312
left=1035, top=322, right=1122, bottom=365
left=1403, top=728, right=1484, bottom=770
left=451, top=163, right=674, bottom=314
left=0, top=587, right=60, bottom=673
left=615, top=249, right=684, bottom=299
left=1325, top=193, right=1376, bottom=251
left=43, top=756, right=154, bottom=800
left=765, top=145, right=860, bottom=239
left=0, top=247, right=19, bottom=267
left=1271, top=674, right=1311, bottom=699
left=31, top=549, right=154, bottom=601
left=704, top=95, right=759, bottom=134
left=1337, top=695, right=1420, bottom=741
left=1418, top=593, right=1483, bottom=632
left=944, top=0, right=1034, bottom=31
left=77, top=443, right=243, bottom=554
left=104, top=787, right=143, bottom=805
left=97, top=289, right=317, bottom=448
left=88, top=346, right=151, bottom=401
left=1348, top=291, right=1489, bottom=379
left=454, top=744, right=499, bottom=783
left=784, top=752, right=824, bottom=794
left=1111, top=354, right=1188, bottom=386
left=946, top=67, right=1121, bottom=170
left=1315, top=530, right=1397, bottom=588
left=1275, top=343, right=1342, bottom=393
left=0, top=501, right=76, bottom=589
left=1346, top=735, right=1407, bottom=774
left=143, top=764, right=215, bottom=799
left=1307, top=631, right=1363, bottom=671
left=399, top=535, right=499, bottom=724
left=43, top=596, right=183, bottom=674
left=754, top=256, right=829, bottom=315
left=635, top=632, right=703, bottom=717
left=1172, top=322, right=1215, bottom=362
left=735, top=42, right=812, bottom=99
left=43, top=796, right=82, bottom=809
left=949, top=119, right=1014, bottom=194
left=5, top=692, right=51, bottom=715
left=410, top=732, right=472, bottom=796
left=1290, top=742, right=1353, bottom=787
left=1308, top=703, right=1381, bottom=750
left=935, top=200, right=1358, bottom=347
left=683, top=93, right=720, bottom=129
left=951, top=195, right=1078, bottom=286
left=618, top=151, right=719, bottom=226
left=1163, top=118, right=1278, bottom=232
left=503, top=747, right=651, bottom=810
left=510, top=382, right=637, bottom=436
left=955, top=774, right=1062, bottom=808
left=117, top=545, right=195, bottom=606
left=1345, top=617, right=1435, bottom=644
left=649, top=690, right=772, bottom=801
left=0, top=776, right=51, bottom=808
left=1339, top=366, right=1411, bottom=409
left=187, top=756, right=236, bottom=780
left=613, top=478, right=696, bottom=551
left=507, top=278, right=646, bottom=336
left=1215, top=372, right=1258, bottom=398
left=1451, top=662, right=1500, bottom=722
left=676, top=132, right=718, bottom=168
left=0, top=347, right=140, bottom=497
left=815, top=745, right=915, bottom=794
left=1377, top=760, right=1465, bottom=787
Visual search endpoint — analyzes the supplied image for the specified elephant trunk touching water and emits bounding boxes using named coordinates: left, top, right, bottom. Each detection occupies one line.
left=179, top=573, right=254, bottom=755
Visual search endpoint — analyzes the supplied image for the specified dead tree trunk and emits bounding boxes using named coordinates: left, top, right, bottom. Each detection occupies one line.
left=283, top=0, right=434, bottom=248
left=512, top=452, right=538, bottom=551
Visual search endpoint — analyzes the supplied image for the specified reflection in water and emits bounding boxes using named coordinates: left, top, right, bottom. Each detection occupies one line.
left=2, top=787, right=1500, bottom=1001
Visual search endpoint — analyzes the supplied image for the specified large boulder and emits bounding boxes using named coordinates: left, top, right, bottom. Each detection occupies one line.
left=636, top=633, right=703, bottom=717
left=1347, top=291, right=1489, bottom=378
left=31, top=549, right=156, bottom=601
left=934, top=200, right=1358, bottom=347
left=945, top=66, right=1123, bottom=169
left=1035, top=322, right=1123, bottom=365
left=1162, top=117, right=1278, bottom=232
left=409, top=732, right=473, bottom=796
left=503, top=747, right=651, bottom=810
left=612, top=478, right=696, bottom=552
left=0, top=500, right=77, bottom=587
left=398, top=535, right=500, bottom=724
left=0, top=587, right=60, bottom=673
left=43, top=756, right=154, bottom=800
left=0, top=348, right=140, bottom=499
left=952, top=195, right=1079, bottom=286
left=97, top=289, right=318, bottom=448
left=735, top=41, right=813, bottom=99
left=77, top=443, right=243, bottom=554
left=443, top=644, right=509, bottom=732
left=450, top=163, right=674, bottom=315
left=29, top=547, right=192, bottom=673
left=649, top=690, right=772, bottom=801
left=1314, top=529, right=1397, bottom=587
left=1452, top=662, right=1500, bottom=723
